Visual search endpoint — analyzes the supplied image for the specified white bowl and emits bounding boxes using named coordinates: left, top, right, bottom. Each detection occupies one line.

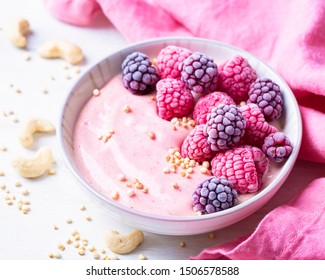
left=58, top=37, right=302, bottom=235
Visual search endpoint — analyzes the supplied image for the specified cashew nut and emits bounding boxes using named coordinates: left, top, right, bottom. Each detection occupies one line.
left=38, top=41, right=84, bottom=64
left=19, top=118, right=56, bottom=148
left=12, top=147, right=55, bottom=178
left=106, top=230, right=144, bottom=254
left=4, top=18, right=30, bottom=48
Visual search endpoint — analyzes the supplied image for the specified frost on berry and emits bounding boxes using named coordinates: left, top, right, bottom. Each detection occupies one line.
left=241, top=103, right=278, bottom=147
left=156, top=45, right=192, bottom=79
left=211, top=145, right=268, bottom=194
left=121, top=52, right=159, bottom=95
left=156, top=78, right=194, bottom=120
left=192, top=176, right=238, bottom=214
left=218, top=55, right=257, bottom=103
left=179, top=52, right=218, bottom=94
left=181, top=125, right=215, bottom=163
left=193, top=91, right=235, bottom=125
left=204, top=104, right=246, bottom=152
left=262, top=132, right=293, bottom=162
left=248, top=77, right=283, bottom=121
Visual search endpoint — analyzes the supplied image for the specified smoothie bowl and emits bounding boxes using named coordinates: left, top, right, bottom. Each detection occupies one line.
left=58, top=38, right=302, bottom=235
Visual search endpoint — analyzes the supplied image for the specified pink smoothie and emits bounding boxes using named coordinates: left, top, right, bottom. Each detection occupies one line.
left=73, top=74, right=275, bottom=216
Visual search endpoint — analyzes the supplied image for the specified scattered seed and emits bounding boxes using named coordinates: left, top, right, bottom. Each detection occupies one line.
left=179, top=241, right=186, bottom=248
left=80, top=205, right=86, bottom=211
left=58, top=244, right=65, bottom=251
left=92, top=89, right=100, bottom=96
left=66, top=218, right=73, bottom=224
left=22, top=207, right=30, bottom=214
left=100, top=248, right=106, bottom=254
left=66, top=238, right=72, bottom=245
left=141, top=187, right=149, bottom=194
left=41, top=87, right=48, bottom=94
left=74, top=234, right=80, bottom=241
left=73, top=66, right=81, bottom=74
left=6, top=200, right=13, bottom=206
left=53, top=252, right=61, bottom=259
left=150, top=96, right=156, bottom=101
left=138, top=254, right=147, bottom=260
left=111, top=191, right=119, bottom=200
left=21, top=189, right=29, bottom=196
left=127, top=189, right=135, bottom=197
left=0, top=145, right=7, bottom=152
left=85, top=216, right=92, bottom=222
left=48, top=253, right=54, bottom=259
left=15, top=87, right=21, bottom=93
left=172, top=182, right=179, bottom=190
left=149, top=131, right=156, bottom=140
left=202, top=161, right=210, bottom=169
left=88, top=246, right=95, bottom=252
left=200, top=167, right=208, bottom=174
left=117, top=174, right=126, bottom=182
left=0, top=170, right=4, bottom=176
left=48, top=168, right=56, bottom=175
left=208, top=232, right=216, bottom=239
left=64, top=73, right=71, bottom=80
left=78, top=250, right=85, bottom=256
left=0, top=183, right=6, bottom=190
left=14, top=181, right=22, bottom=187
left=49, top=75, right=55, bottom=81
left=12, top=117, right=19, bottom=123
left=102, top=255, right=111, bottom=260
left=62, top=63, right=69, bottom=70
left=110, top=255, right=119, bottom=260
left=125, top=182, right=132, bottom=188
left=123, top=105, right=131, bottom=113
left=71, top=230, right=79, bottom=236
left=23, top=200, right=30, bottom=205
left=93, top=251, right=100, bottom=259
left=23, top=53, right=31, bottom=61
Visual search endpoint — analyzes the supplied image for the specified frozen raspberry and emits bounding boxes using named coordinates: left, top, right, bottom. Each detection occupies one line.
left=179, top=52, right=218, bottom=94
left=203, top=104, right=246, bottom=152
left=262, top=132, right=293, bottom=163
left=241, top=103, right=278, bottom=147
left=192, top=176, right=238, bottom=214
left=181, top=125, right=215, bottom=163
left=211, top=145, right=268, bottom=194
left=218, top=55, right=258, bottom=103
left=156, top=45, right=192, bottom=79
left=156, top=78, right=194, bottom=120
left=193, top=92, right=235, bottom=125
left=122, top=52, right=159, bottom=95
left=248, top=77, right=283, bottom=121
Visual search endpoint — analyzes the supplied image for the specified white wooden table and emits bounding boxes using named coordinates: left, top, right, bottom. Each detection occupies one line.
left=1, top=0, right=324, bottom=260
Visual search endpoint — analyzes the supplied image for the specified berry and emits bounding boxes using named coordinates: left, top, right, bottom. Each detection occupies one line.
left=211, top=145, right=268, bottom=194
left=203, top=104, right=246, bottom=152
left=192, top=176, right=238, bottom=214
left=156, top=45, right=192, bottom=79
left=193, top=91, right=235, bottom=125
left=248, top=77, right=283, bottom=121
left=156, top=78, right=194, bottom=120
left=179, top=52, right=218, bottom=94
left=241, top=103, right=278, bottom=147
left=181, top=125, right=215, bottom=163
left=262, top=132, right=293, bottom=163
left=121, top=52, right=159, bottom=95
left=218, top=55, right=258, bottom=103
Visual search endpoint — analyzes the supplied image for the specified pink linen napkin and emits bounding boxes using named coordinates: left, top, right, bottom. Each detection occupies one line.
left=43, top=0, right=325, bottom=259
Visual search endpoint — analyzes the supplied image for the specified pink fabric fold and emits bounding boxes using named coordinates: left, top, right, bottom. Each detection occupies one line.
left=43, top=0, right=325, bottom=259
left=191, top=178, right=325, bottom=260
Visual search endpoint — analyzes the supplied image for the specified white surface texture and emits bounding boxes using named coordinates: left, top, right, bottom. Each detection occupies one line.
left=1, top=0, right=325, bottom=260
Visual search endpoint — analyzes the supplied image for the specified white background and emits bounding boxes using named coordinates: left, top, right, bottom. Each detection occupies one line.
left=1, top=0, right=325, bottom=260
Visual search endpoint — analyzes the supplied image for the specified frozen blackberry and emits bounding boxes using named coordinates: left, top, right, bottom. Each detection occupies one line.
left=122, top=52, right=159, bottom=95
left=192, top=176, right=238, bottom=214
left=204, top=104, right=246, bottom=152
left=262, top=132, right=293, bottom=162
left=248, top=77, right=283, bottom=121
left=179, top=52, right=218, bottom=94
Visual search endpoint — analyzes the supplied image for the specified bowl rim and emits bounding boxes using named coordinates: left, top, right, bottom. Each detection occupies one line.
left=57, top=36, right=303, bottom=222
